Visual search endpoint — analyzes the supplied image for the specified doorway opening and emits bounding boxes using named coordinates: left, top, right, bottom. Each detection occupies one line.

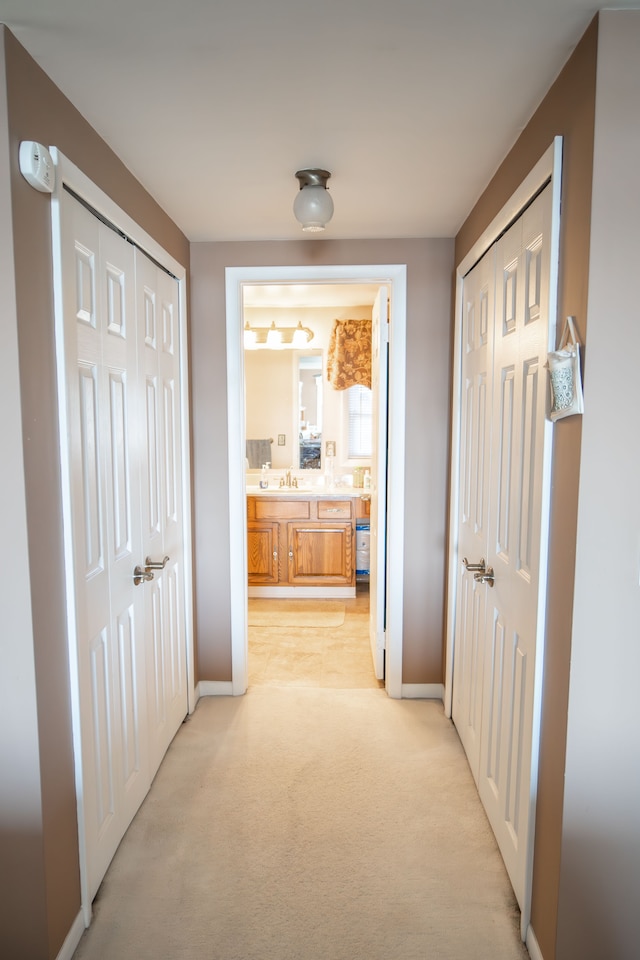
left=242, top=282, right=381, bottom=689
left=225, top=264, right=408, bottom=698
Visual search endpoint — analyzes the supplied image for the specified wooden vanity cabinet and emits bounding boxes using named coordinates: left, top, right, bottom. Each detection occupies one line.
left=247, top=495, right=355, bottom=587
left=287, top=521, right=353, bottom=584
left=246, top=520, right=279, bottom=583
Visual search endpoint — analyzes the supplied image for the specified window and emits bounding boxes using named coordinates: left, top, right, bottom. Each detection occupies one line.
left=347, top=384, right=372, bottom=458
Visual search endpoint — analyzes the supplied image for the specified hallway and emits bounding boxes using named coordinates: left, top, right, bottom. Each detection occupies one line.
left=71, top=680, right=529, bottom=958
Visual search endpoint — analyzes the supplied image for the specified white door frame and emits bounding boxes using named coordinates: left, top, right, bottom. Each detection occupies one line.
left=225, top=264, right=407, bottom=699
left=49, top=148, right=196, bottom=922
left=443, top=137, right=563, bottom=942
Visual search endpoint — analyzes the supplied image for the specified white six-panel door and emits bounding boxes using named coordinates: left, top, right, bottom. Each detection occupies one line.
left=136, top=252, right=188, bottom=774
left=452, top=184, right=553, bottom=912
left=62, top=199, right=149, bottom=898
left=451, top=248, right=494, bottom=776
left=60, top=191, right=187, bottom=902
left=480, top=189, right=552, bottom=907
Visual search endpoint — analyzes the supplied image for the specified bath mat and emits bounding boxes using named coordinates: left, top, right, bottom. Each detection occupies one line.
left=248, top=600, right=345, bottom=627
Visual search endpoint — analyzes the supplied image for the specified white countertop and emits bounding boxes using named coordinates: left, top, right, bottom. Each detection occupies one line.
left=246, top=485, right=359, bottom=497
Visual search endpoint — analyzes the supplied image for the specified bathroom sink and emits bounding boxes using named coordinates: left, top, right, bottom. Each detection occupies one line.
left=246, top=485, right=337, bottom=496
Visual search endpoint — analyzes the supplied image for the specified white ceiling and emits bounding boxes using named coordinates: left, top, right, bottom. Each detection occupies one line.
left=243, top=283, right=382, bottom=308
left=2, top=1, right=635, bottom=243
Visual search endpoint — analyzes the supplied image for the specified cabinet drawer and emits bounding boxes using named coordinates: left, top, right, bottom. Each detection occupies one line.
left=317, top=499, right=352, bottom=519
left=255, top=499, right=310, bottom=520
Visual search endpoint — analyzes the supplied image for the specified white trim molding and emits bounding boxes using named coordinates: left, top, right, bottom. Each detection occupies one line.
left=197, top=680, right=234, bottom=698
left=401, top=684, right=444, bottom=700
left=525, top=925, right=545, bottom=960
left=225, top=264, right=408, bottom=700
left=248, top=585, right=356, bottom=599
left=55, top=911, right=85, bottom=960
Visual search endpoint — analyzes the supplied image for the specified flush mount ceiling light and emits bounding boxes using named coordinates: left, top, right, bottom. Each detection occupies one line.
left=244, top=320, right=314, bottom=350
left=293, top=169, right=334, bottom=232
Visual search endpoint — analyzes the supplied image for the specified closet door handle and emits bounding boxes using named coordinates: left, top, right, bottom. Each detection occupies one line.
left=145, top=555, right=170, bottom=571
left=474, top=567, right=495, bottom=588
left=133, top=565, right=154, bottom=586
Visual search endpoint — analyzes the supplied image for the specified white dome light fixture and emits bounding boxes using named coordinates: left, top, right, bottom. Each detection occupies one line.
left=293, top=168, right=334, bottom=232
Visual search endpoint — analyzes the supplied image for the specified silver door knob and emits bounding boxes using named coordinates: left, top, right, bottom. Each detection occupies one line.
left=133, top=565, right=154, bottom=586
left=463, top=557, right=486, bottom=573
left=473, top=567, right=495, bottom=588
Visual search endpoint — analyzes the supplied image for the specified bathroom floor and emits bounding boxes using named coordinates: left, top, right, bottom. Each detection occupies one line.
left=248, top=584, right=383, bottom=689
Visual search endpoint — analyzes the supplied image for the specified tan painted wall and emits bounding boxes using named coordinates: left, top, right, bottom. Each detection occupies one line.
left=245, top=349, right=300, bottom=469
left=555, top=12, right=640, bottom=959
left=0, top=27, right=189, bottom=959
left=454, top=17, right=598, bottom=960
left=189, top=239, right=454, bottom=682
left=0, top=35, right=50, bottom=960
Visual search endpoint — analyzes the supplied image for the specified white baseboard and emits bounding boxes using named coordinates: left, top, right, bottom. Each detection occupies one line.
left=197, top=680, right=445, bottom=701
left=248, top=585, right=356, bottom=598
left=526, top=924, right=544, bottom=960
left=56, top=910, right=85, bottom=960
left=197, top=680, right=234, bottom=698
left=401, top=683, right=444, bottom=700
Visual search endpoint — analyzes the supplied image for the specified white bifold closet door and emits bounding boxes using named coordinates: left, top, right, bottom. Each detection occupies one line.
left=452, top=184, right=553, bottom=911
left=60, top=191, right=188, bottom=902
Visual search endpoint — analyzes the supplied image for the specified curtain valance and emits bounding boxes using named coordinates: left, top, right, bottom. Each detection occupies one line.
left=326, top=319, right=372, bottom=390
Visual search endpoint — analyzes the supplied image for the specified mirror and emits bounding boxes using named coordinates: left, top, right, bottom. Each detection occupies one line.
left=244, top=347, right=323, bottom=473
left=298, top=354, right=322, bottom=469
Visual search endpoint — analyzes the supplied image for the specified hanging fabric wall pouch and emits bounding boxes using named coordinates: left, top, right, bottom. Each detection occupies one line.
left=546, top=315, right=584, bottom=420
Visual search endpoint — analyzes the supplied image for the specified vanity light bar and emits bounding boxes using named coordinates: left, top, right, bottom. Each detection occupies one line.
left=244, top=320, right=314, bottom=349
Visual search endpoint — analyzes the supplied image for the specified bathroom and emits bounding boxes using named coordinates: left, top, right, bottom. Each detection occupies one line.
left=243, top=283, right=380, bottom=685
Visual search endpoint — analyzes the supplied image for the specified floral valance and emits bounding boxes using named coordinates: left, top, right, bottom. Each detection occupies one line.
left=326, top=319, right=372, bottom=390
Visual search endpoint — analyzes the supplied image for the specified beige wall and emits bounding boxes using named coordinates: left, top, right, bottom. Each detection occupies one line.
left=0, top=27, right=189, bottom=959
left=454, top=17, right=598, bottom=960
left=0, top=35, right=50, bottom=959
left=189, top=239, right=454, bottom=682
left=555, top=12, right=640, bottom=959
left=245, top=349, right=300, bottom=469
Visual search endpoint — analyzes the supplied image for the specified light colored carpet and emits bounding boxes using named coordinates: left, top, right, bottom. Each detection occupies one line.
left=248, top=599, right=346, bottom=627
left=248, top=592, right=378, bottom=689
left=73, top=688, right=529, bottom=960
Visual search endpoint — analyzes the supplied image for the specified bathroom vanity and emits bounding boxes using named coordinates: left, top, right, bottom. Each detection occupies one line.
left=247, top=491, right=369, bottom=598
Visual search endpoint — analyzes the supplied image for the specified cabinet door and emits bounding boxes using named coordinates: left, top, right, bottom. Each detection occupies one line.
left=247, top=521, right=279, bottom=583
left=287, top=522, right=354, bottom=585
